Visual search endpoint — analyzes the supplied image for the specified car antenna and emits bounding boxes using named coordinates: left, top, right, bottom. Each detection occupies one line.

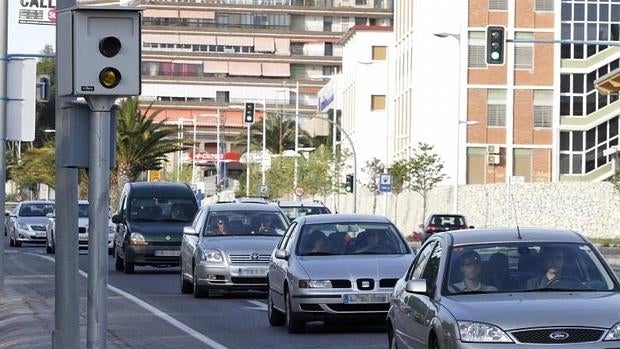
left=509, top=191, right=522, bottom=239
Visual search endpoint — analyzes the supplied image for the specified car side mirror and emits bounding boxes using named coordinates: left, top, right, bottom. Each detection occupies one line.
left=469, top=225, right=475, bottom=229
left=405, top=279, right=430, bottom=296
left=111, top=214, right=123, bottom=224
left=46, top=212, right=55, bottom=218
left=274, top=249, right=289, bottom=260
left=4, top=211, right=9, bottom=217
left=183, top=226, right=198, bottom=236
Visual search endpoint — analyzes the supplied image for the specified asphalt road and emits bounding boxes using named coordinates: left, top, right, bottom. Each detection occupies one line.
left=4, top=243, right=386, bottom=349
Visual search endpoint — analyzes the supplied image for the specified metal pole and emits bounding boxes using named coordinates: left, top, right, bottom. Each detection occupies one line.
left=261, top=99, right=267, bottom=186
left=55, top=1, right=80, bottom=348
left=294, top=81, right=299, bottom=200
left=0, top=0, right=7, bottom=294
left=332, top=79, right=338, bottom=213
left=246, top=123, right=250, bottom=196
left=87, top=102, right=112, bottom=349
left=192, top=115, right=196, bottom=184
left=454, top=34, right=462, bottom=214
left=216, top=108, right=221, bottom=190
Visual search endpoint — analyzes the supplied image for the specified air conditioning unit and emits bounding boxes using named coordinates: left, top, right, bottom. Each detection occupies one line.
left=487, top=144, right=501, bottom=154
left=488, top=154, right=500, bottom=165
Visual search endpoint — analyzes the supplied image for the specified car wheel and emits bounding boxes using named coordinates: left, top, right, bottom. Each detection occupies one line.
left=46, top=239, right=51, bottom=254
left=50, top=236, right=55, bottom=254
left=9, top=235, right=14, bottom=247
left=114, top=247, right=123, bottom=271
left=285, top=289, right=304, bottom=333
left=180, top=263, right=193, bottom=294
left=388, top=325, right=398, bottom=349
left=267, top=288, right=285, bottom=326
left=429, top=335, right=440, bottom=349
left=14, top=239, right=22, bottom=247
left=122, top=248, right=135, bottom=274
left=192, top=265, right=208, bottom=298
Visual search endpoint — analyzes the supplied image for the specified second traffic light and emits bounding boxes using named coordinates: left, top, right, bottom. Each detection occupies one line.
left=244, top=102, right=255, bottom=124
left=345, top=174, right=354, bottom=193
left=486, top=26, right=505, bottom=65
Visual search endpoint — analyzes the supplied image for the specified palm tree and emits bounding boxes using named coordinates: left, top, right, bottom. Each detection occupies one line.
left=111, top=97, right=189, bottom=207
left=234, top=112, right=315, bottom=154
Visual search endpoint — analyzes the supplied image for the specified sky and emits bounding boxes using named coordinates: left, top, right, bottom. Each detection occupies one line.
left=8, top=2, right=55, bottom=55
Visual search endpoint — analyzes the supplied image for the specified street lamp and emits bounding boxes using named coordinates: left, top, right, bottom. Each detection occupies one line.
left=198, top=109, right=222, bottom=192
left=277, top=82, right=300, bottom=200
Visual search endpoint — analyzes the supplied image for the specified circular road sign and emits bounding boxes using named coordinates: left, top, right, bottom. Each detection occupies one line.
left=294, top=186, right=305, bottom=197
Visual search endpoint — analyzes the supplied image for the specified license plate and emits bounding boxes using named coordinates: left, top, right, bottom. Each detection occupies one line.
left=342, top=293, right=389, bottom=304
left=79, top=234, right=88, bottom=241
left=154, top=250, right=180, bottom=257
left=238, top=268, right=267, bottom=276
left=36, top=232, right=46, bottom=238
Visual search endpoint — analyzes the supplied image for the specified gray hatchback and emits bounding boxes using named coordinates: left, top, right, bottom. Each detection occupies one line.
left=388, top=228, right=620, bottom=348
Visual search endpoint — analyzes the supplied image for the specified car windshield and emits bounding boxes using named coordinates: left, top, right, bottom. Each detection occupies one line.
left=280, top=206, right=330, bottom=221
left=78, top=204, right=89, bottom=218
left=296, top=222, right=409, bottom=256
left=429, top=215, right=466, bottom=228
left=129, top=197, right=197, bottom=222
left=19, top=204, right=54, bottom=217
left=204, top=210, right=288, bottom=236
left=446, top=242, right=616, bottom=295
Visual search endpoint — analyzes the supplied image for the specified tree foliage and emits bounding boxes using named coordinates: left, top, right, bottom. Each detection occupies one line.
left=408, top=142, right=447, bottom=223
left=362, top=157, right=385, bottom=214
left=9, top=141, right=55, bottom=194
left=388, top=158, right=410, bottom=220
left=234, top=112, right=315, bottom=153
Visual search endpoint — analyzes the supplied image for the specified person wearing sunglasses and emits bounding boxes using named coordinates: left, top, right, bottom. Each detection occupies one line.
left=213, top=217, right=228, bottom=235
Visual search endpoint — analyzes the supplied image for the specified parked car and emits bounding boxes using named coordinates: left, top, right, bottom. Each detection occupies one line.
left=113, top=182, right=199, bottom=274
left=421, top=214, right=473, bottom=242
left=180, top=202, right=289, bottom=297
left=387, top=228, right=620, bottom=349
left=7, top=201, right=55, bottom=247
left=45, top=200, right=115, bottom=254
left=267, top=214, right=414, bottom=333
left=272, top=200, right=331, bottom=222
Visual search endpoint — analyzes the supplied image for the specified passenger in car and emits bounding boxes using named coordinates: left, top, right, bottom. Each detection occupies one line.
left=213, top=217, right=229, bottom=235
left=483, top=252, right=518, bottom=291
left=302, top=230, right=327, bottom=254
left=354, top=230, right=392, bottom=254
left=449, top=250, right=498, bottom=293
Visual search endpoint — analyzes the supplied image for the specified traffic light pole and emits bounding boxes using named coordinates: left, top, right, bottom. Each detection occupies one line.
left=0, top=0, right=7, bottom=295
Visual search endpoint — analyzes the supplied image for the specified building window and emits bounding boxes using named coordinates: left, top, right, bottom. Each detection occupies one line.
left=323, top=16, right=332, bottom=32
left=371, top=95, right=386, bottom=111
left=533, top=90, right=553, bottom=128
left=355, top=17, right=367, bottom=25
left=216, top=91, right=229, bottom=103
left=535, top=0, right=553, bottom=11
left=514, top=32, right=534, bottom=69
left=468, top=31, right=486, bottom=68
left=324, top=42, right=333, bottom=56
left=487, top=89, right=506, bottom=127
left=322, top=66, right=334, bottom=76
left=291, top=43, right=303, bottom=55
left=466, top=149, right=486, bottom=184
left=513, top=149, right=532, bottom=182
left=489, top=0, right=507, bottom=11
left=356, top=0, right=367, bottom=4
left=372, top=46, right=387, bottom=60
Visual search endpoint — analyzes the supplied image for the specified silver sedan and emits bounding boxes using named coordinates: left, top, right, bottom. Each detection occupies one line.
left=267, top=214, right=414, bottom=333
left=388, top=228, right=620, bottom=348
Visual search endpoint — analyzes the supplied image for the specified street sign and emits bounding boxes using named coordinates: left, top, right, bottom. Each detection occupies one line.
left=379, top=173, right=392, bottom=193
left=511, top=176, right=525, bottom=185
left=260, top=185, right=268, bottom=197
left=294, top=186, right=305, bottom=197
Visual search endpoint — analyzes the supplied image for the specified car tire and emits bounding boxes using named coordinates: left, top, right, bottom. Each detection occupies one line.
left=388, top=325, right=398, bottom=349
left=180, top=264, right=193, bottom=294
left=123, top=249, right=135, bottom=274
left=267, top=288, right=285, bottom=326
left=9, top=236, right=14, bottom=247
left=429, top=335, right=440, bottom=349
left=285, top=289, right=304, bottom=333
left=46, top=240, right=51, bottom=254
left=14, top=239, right=22, bottom=247
left=50, top=236, right=55, bottom=254
left=192, top=265, right=208, bottom=298
left=114, top=247, right=123, bottom=272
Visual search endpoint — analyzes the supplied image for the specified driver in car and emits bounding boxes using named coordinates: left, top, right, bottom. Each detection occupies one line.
left=526, top=248, right=566, bottom=288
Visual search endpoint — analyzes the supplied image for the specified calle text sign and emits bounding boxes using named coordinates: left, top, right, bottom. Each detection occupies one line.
left=18, top=0, right=56, bottom=26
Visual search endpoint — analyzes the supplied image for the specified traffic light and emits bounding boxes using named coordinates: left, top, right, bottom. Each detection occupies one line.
left=58, top=7, right=142, bottom=97
left=486, top=26, right=505, bottom=65
left=345, top=174, right=354, bottom=193
left=244, top=102, right=255, bottom=124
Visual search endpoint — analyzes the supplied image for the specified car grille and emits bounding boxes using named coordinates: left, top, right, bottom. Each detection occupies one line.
left=325, top=304, right=389, bottom=312
left=148, top=241, right=181, bottom=246
left=230, top=277, right=267, bottom=284
left=511, top=328, right=604, bottom=344
left=379, top=278, right=398, bottom=288
left=300, top=304, right=322, bottom=311
left=30, top=225, right=47, bottom=231
left=228, top=254, right=270, bottom=264
left=356, top=278, right=375, bottom=290
left=330, top=280, right=352, bottom=288
left=78, top=227, right=87, bottom=234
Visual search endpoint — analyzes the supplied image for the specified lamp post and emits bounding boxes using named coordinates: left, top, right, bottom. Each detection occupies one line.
left=177, top=118, right=195, bottom=182
left=199, top=108, right=222, bottom=192
left=278, top=82, right=300, bottom=199
left=261, top=98, right=267, bottom=187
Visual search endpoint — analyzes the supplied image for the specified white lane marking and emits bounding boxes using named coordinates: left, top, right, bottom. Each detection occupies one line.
left=24, top=253, right=229, bottom=349
left=245, top=300, right=267, bottom=311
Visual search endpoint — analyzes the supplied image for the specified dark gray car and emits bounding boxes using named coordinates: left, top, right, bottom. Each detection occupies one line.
left=267, top=214, right=414, bottom=333
left=388, top=228, right=620, bottom=348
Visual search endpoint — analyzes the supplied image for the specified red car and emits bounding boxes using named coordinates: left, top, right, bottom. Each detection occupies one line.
left=420, top=214, right=474, bottom=242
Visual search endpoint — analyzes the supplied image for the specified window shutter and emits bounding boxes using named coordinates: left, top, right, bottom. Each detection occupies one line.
left=515, top=46, right=533, bottom=69
left=488, top=105, right=506, bottom=126
left=535, top=0, right=554, bottom=11
left=489, top=0, right=507, bottom=10
left=468, top=46, right=486, bottom=67
left=534, top=106, right=553, bottom=127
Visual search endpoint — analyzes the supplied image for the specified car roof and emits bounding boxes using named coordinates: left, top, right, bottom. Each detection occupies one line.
left=207, top=202, right=284, bottom=212
left=127, top=181, right=193, bottom=196
left=275, top=200, right=327, bottom=208
left=297, top=214, right=391, bottom=224
left=20, top=200, right=54, bottom=205
left=439, top=228, right=586, bottom=246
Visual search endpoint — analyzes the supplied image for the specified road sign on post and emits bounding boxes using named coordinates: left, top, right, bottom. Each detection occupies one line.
left=379, top=173, right=392, bottom=193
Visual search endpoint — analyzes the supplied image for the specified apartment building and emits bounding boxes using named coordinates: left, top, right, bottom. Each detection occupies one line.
left=393, top=0, right=619, bottom=187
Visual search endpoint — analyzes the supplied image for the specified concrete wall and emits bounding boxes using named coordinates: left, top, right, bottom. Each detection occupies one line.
left=315, top=182, right=620, bottom=239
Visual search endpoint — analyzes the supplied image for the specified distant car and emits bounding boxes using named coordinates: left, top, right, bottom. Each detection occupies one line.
left=7, top=201, right=55, bottom=247
left=45, top=200, right=115, bottom=255
left=267, top=214, right=414, bottom=333
left=273, top=200, right=331, bottom=222
left=180, top=202, right=289, bottom=297
left=421, top=214, right=473, bottom=242
left=388, top=228, right=620, bottom=349
left=113, top=182, right=199, bottom=274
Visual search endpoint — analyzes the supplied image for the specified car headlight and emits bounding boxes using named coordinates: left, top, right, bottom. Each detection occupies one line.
left=458, top=321, right=513, bottom=343
left=17, top=222, right=29, bottom=230
left=605, top=322, right=620, bottom=341
left=299, top=280, right=332, bottom=288
left=202, top=249, right=224, bottom=264
left=129, top=232, right=148, bottom=245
